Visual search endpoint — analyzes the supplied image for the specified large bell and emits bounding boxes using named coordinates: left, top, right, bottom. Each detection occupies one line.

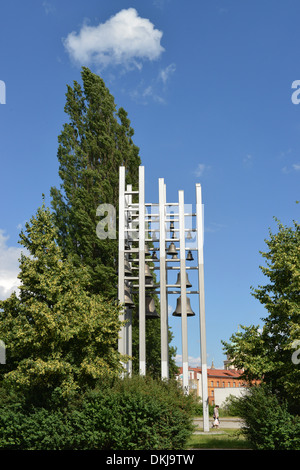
left=172, top=296, right=195, bottom=317
left=124, top=288, right=135, bottom=307
left=167, top=242, right=177, bottom=256
left=146, top=296, right=160, bottom=319
left=186, top=250, right=194, bottom=261
left=175, top=271, right=192, bottom=288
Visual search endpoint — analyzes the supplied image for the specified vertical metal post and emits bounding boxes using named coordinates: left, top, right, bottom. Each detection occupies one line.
left=126, top=184, right=133, bottom=377
left=118, top=166, right=126, bottom=370
left=139, top=166, right=146, bottom=376
left=159, top=178, right=169, bottom=380
left=179, top=190, right=189, bottom=395
left=196, top=183, right=209, bottom=432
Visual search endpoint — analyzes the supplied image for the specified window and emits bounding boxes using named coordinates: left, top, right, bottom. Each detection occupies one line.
left=216, top=381, right=219, bottom=387
left=233, top=382, right=236, bottom=387
left=211, top=381, right=214, bottom=387
left=228, top=382, right=230, bottom=387
left=222, top=382, right=225, bottom=388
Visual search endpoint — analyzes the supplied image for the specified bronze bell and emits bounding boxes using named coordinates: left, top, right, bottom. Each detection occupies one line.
left=152, top=250, right=158, bottom=260
left=172, top=296, right=195, bottom=317
left=124, top=260, right=132, bottom=276
left=124, top=288, right=135, bottom=307
left=152, top=231, right=158, bottom=241
left=145, top=244, right=150, bottom=256
left=167, top=242, right=177, bottom=256
left=186, top=250, right=194, bottom=261
left=175, top=272, right=192, bottom=288
left=144, top=263, right=153, bottom=279
left=170, top=221, right=175, bottom=230
left=186, top=230, right=193, bottom=240
left=145, top=296, right=159, bottom=319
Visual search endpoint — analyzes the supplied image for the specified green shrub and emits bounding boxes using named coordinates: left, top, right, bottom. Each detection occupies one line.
left=232, top=384, right=300, bottom=450
left=0, top=376, right=195, bottom=450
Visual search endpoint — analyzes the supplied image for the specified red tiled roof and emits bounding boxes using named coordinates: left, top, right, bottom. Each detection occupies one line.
left=177, top=366, right=244, bottom=378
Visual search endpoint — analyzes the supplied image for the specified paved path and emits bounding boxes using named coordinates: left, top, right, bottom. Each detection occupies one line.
left=193, top=417, right=243, bottom=432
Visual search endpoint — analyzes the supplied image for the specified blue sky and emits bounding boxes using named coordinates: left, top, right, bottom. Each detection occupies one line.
left=0, top=0, right=299, bottom=369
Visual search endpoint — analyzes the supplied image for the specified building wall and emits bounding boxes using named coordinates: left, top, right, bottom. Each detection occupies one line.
left=214, top=387, right=248, bottom=407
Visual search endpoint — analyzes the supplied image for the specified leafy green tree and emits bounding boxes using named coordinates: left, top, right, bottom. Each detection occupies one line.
left=222, top=217, right=300, bottom=411
left=50, top=66, right=141, bottom=299
left=0, top=202, right=125, bottom=405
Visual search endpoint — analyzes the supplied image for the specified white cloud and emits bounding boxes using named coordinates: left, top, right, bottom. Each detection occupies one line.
left=42, top=1, right=55, bottom=15
left=63, top=8, right=165, bottom=70
left=0, top=230, right=23, bottom=300
left=243, top=154, right=253, bottom=167
left=175, top=354, right=201, bottom=368
left=159, top=63, right=176, bottom=84
left=194, top=163, right=210, bottom=178
left=282, top=163, right=300, bottom=173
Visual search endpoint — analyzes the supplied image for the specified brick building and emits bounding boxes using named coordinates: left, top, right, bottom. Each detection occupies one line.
left=176, top=363, right=248, bottom=406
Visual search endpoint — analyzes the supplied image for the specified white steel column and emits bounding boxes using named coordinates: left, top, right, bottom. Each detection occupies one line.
left=118, top=166, right=126, bottom=370
left=179, top=190, right=189, bottom=395
left=139, top=166, right=146, bottom=375
left=159, top=178, right=169, bottom=380
left=196, top=183, right=209, bottom=432
left=126, top=184, right=133, bottom=377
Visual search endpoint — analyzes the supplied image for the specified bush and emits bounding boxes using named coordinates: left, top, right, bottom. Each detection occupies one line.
left=0, top=376, right=195, bottom=450
left=232, top=384, right=300, bottom=450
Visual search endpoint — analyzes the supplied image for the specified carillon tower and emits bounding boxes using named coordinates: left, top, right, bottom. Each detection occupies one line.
left=118, top=165, right=209, bottom=432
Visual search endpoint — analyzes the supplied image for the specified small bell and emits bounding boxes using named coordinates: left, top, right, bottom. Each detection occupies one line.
left=152, top=231, right=158, bottom=241
left=167, top=242, right=177, bottom=256
left=145, top=244, right=150, bottom=256
left=175, top=272, right=192, bottom=288
left=186, top=250, right=194, bottom=261
left=152, top=251, right=158, bottom=260
left=146, top=296, right=160, bottom=319
left=144, top=263, right=153, bottom=279
left=186, top=230, right=193, bottom=240
left=124, top=288, right=135, bottom=307
left=172, top=296, right=195, bottom=317
left=170, top=221, right=175, bottom=230
left=124, top=260, right=132, bottom=276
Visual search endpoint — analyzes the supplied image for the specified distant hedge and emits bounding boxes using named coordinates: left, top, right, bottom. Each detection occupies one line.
left=0, top=376, right=195, bottom=450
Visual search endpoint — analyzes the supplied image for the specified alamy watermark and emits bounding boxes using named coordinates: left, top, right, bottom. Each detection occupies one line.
left=95, top=203, right=204, bottom=249
left=291, top=80, right=300, bottom=104
left=0, top=80, right=6, bottom=104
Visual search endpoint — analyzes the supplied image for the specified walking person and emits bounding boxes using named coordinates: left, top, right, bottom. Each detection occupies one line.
left=212, top=405, right=220, bottom=429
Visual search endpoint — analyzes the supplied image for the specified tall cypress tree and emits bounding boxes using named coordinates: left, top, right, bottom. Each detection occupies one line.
left=51, top=68, right=177, bottom=376
left=51, top=67, right=141, bottom=299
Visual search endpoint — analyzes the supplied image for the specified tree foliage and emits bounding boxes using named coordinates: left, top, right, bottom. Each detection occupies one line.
left=50, top=66, right=141, bottom=299
left=0, top=376, right=195, bottom=450
left=0, top=203, right=125, bottom=405
left=230, top=384, right=300, bottom=450
left=222, top=217, right=300, bottom=411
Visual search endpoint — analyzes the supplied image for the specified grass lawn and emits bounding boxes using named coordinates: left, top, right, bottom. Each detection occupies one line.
left=186, top=428, right=252, bottom=450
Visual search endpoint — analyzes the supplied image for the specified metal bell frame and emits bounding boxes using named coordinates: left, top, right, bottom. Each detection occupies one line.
left=118, top=166, right=209, bottom=432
